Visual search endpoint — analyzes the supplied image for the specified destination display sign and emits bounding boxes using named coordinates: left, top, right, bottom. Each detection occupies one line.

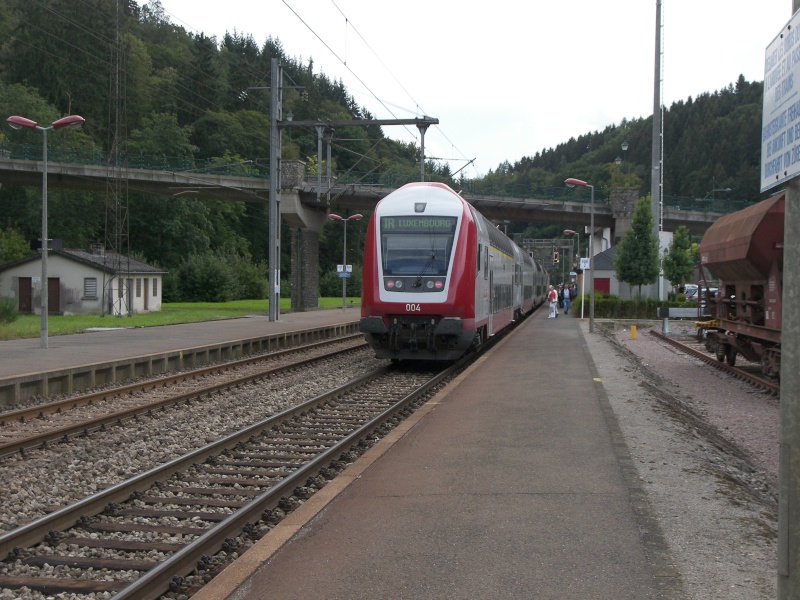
left=380, top=216, right=456, bottom=233
left=762, top=10, right=800, bottom=192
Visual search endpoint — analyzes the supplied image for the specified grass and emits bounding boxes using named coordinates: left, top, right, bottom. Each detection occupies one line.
left=0, top=297, right=361, bottom=341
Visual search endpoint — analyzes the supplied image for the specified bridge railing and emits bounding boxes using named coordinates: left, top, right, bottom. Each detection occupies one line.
left=329, top=170, right=607, bottom=204
left=0, top=141, right=267, bottom=177
left=0, top=141, right=749, bottom=214
left=661, top=194, right=754, bottom=214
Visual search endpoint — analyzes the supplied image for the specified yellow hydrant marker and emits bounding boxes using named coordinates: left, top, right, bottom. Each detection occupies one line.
left=631, top=325, right=637, bottom=339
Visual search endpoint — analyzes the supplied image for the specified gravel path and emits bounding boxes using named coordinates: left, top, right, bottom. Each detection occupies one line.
left=585, top=319, right=777, bottom=599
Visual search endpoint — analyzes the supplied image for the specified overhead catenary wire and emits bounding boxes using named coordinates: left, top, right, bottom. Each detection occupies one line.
left=283, top=0, right=475, bottom=175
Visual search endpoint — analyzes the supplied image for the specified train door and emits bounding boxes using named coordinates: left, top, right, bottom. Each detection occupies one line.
left=481, top=245, right=490, bottom=323
left=487, top=251, right=495, bottom=335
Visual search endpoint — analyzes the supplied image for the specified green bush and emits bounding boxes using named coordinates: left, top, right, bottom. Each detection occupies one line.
left=227, top=255, right=268, bottom=300
left=171, top=254, right=268, bottom=303
left=585, top=293, right=696, bottom=319
left=0, top=296, right=18, bottom=324
left=176, top=254, right=237, bottom=302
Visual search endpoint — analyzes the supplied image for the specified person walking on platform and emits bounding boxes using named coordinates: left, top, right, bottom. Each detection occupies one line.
left=562, top=285, right=571, bottom=315
left=547, top=285, right=558, bottom=318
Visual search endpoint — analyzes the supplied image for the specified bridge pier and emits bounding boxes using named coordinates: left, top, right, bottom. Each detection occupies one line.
left=279, top=163, right=329, bottom=311
left=289, top=228, right=320, bottom=311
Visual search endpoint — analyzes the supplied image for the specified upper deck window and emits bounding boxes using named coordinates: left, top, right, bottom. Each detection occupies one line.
left=380, top=216, right=457, bottom=276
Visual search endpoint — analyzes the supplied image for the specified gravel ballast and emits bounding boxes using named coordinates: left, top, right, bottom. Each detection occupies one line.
left=585, top=319, right=777, bottom=599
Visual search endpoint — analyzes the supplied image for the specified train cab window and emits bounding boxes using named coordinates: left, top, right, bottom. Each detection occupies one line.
left=379, top=216, right=457, bottom=276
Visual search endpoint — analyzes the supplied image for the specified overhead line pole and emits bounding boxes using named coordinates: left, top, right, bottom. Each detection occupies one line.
left=268, top=68, right=439, bottom=318
left=268, top=59, right=282, bottom=321
left=652, top=0, right=664, bottom=301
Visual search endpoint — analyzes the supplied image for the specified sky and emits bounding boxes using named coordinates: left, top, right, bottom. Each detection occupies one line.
left=155, top=0, right=793, bottom=178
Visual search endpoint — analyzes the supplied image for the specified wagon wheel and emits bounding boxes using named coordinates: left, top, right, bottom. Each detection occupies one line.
left=761, top=354, right=772, bottom=377
left=715, top=343, right=726, bottom=363
left=726, top=345, right=737, bottom=366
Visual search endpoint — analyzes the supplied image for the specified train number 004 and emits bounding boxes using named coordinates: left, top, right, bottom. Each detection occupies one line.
left=405, top=303, right=422, bottom=312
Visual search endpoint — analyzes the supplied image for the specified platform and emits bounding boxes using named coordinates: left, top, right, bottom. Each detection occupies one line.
left=191, top=309, right=681, bottom=600
left=0, top=308, right=360, bottom=405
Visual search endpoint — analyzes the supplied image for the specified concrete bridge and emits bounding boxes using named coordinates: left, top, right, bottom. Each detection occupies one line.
left=0, top=154, right=736, bottom=310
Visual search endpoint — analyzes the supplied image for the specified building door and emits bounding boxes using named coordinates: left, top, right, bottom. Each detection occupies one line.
left=143, top=278, right=149, bottom=311
left=595, top=277, right=611, bottom=294
left=18, top=278, right=32, bottom=313
left=48, top=278, right=60, bottom=314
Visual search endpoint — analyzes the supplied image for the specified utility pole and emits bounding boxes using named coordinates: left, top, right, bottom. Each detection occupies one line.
left=416, top=121, right=431, bottom=181
left=271, top=96, right=438, bottom=319
left=776, top=2, right=799, bottom=597
left=268, top=58, right=282, bottom=321
left=651, top=0, right=664, bottom=301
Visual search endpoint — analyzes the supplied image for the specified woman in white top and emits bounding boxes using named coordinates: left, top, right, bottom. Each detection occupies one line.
left=547, top=285, right=558, bottom=319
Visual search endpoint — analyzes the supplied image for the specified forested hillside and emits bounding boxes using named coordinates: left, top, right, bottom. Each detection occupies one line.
left=0, top=0, right=768, bottom=301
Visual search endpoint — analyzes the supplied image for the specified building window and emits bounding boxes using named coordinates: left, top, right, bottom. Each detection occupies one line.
left=153, top=278, right=158, bottom=296
left=84, top=277, right=98, bottom=299
left=136, top=278, right=142, bottom=298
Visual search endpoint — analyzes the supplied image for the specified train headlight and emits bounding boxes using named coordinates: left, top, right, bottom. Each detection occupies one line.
left=386, top=280, right=395, bottom=289
left=395, top=280, right=403, bottom=289
left=426, top=280, right=434, bottom=289
left=434, top=280, right=444, bottom=289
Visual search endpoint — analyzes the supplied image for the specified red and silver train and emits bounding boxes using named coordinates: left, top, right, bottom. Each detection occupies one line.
left=698, top=192, right=784, bottom=377
left=359, top=182, right=548, bottom=360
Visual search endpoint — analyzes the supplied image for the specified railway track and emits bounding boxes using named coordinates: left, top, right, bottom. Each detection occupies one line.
left=0, top=359, right=461, bottom=598
left=649, top=330, right=780, bottom=395
left=0, top=312, right=526, bottom=597
left=0, top=335, right=366, bottom=460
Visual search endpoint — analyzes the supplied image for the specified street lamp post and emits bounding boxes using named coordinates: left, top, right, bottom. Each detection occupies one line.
left=563, top=229, right=585, bottom=321
left=6, top=114, right=85, bottom=349
left=564, top=178, right=595, bottom=333
left=328, top=213, right=363, bottom=311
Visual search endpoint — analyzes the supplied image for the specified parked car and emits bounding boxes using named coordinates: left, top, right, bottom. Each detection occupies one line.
left=682, top=284, right=698, bottom=300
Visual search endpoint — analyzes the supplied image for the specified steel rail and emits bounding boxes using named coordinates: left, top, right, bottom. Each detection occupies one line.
left=0, top=334, right=364, bottom=425
left=114, top=363, right=462, bottom=599
left=0, top=364, right=396, bottom=561
left=115, top=319, right=514, bottom=599
left=649, top=330, right=779, bottom=395
left=0, top=339, right=366, bottom=460
left=0, top=313, right=523, bottom=596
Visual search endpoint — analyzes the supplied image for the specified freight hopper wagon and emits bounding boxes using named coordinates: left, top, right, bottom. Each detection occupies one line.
left=698, top=192, right=784, bottom=377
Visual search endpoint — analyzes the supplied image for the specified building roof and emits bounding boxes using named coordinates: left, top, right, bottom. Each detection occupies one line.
left=592, top=245, right=618, bottom=271
left=0, top=248, right=167, bottom=275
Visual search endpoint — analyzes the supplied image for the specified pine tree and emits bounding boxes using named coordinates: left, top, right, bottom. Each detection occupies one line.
left=613, top=197, right=660, bottom=296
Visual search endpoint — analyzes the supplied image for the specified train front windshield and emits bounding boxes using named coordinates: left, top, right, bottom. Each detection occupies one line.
left=379, top=216, right=457, bottom=276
